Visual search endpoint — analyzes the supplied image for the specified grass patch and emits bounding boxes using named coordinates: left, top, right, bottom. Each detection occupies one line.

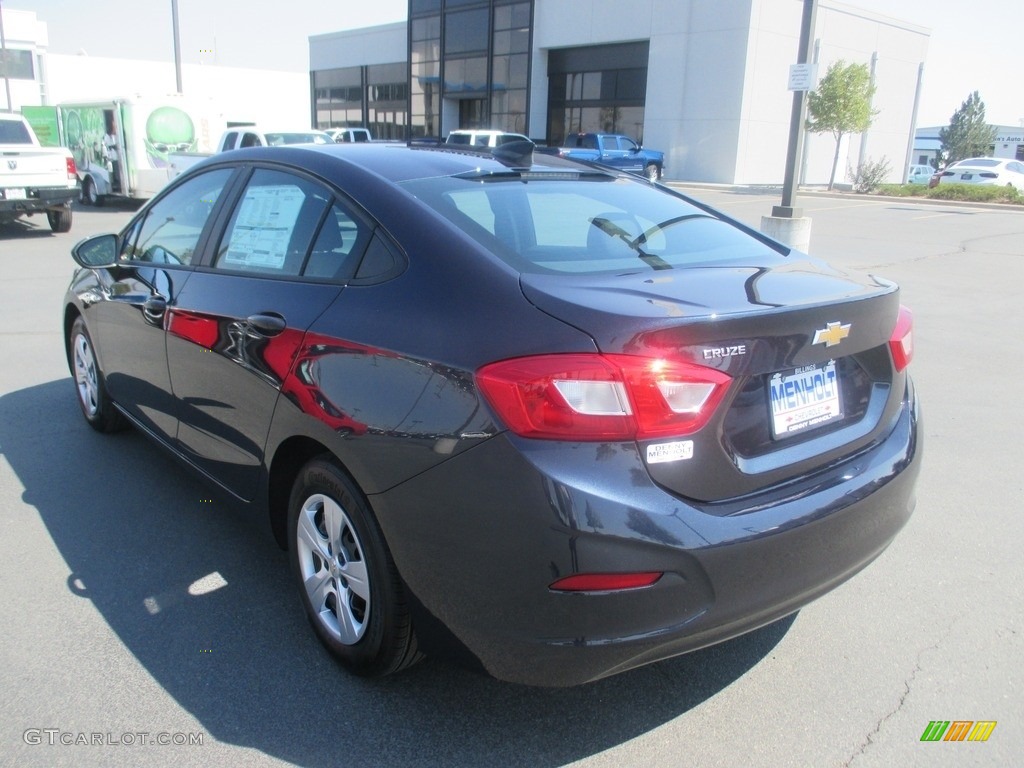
left=873, top=183, right=1023, bottom=205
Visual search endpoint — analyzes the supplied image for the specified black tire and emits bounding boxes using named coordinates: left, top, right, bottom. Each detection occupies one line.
left=288, top=457, right=421, bottom=677
left=69, top=316, right=125, bottom=433
left=47, top=206, right=73, bottom=233
left=644, top=163, right=660, bottom=182
left=81, top=177, right=102, bottom=207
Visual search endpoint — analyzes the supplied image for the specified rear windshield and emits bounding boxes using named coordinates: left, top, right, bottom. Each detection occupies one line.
left=400, top=174, right=783, bottom=274
left=0, top=120, right=33, bottom=144
left=955, top=159, right=999, bottom=168
left=264, top=132, right=332, bottom=146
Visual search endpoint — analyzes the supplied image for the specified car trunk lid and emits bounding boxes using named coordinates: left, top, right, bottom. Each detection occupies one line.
left=520, top=260, right=907, bottom=503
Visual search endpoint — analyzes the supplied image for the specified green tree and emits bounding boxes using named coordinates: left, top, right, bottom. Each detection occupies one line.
left=938, top=91, right=996, bottom=166
left=806, top=60, right=878, bottom=190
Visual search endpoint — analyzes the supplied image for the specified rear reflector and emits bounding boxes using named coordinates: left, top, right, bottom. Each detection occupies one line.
left=476, top=354, right=731, bottom=441
left=889, top=305, right=914, bottom=372
left=549, top=572, right=663, bottom=592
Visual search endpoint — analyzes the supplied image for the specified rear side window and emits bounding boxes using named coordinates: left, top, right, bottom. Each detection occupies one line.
left=403, top=175, right=782, bottom=274
left=124, top=168, right=233, bottom=265
left=213, top=169, right=331, bottom=276
left=303, top=202, right=373, bottom=279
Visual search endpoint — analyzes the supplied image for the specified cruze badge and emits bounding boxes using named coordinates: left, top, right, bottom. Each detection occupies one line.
left=702, top=344, right=747, bottom=360
left=813, top=321, right=851, bottom=347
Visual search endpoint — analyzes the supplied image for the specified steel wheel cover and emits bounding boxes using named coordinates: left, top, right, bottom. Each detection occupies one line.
left=73, top=333, right=99, bottom=417
left=296, top=493, right=371, bottom=644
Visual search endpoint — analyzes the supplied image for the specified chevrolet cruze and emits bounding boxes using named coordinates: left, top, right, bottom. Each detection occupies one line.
left=64, top=142, right=921, bottom=686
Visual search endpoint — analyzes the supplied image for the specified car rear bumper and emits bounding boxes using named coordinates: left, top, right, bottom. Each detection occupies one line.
left=372, top=379, right=921, bottom=686
left=0, top=186, right=77, bottom=214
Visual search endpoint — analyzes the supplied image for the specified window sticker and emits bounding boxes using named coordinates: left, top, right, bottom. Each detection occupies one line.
left=222, top=185, right=306, bottom=270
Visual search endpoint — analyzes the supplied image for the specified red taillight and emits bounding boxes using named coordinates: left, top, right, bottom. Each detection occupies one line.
left=66, top=157, right=77, bottom=180
left=979, top=172, right=998, bottom=179
left=889, top=305, right=914, bottom=372
left=549, top=572, right=663, bottom=592
left=476, top=354, right=731, bottom=441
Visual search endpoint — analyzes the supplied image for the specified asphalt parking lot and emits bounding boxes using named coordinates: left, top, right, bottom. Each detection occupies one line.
left=1, top=190, right=1021, bottom=767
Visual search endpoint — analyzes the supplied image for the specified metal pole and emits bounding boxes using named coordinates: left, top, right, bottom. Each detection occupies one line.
left=773, top=0, right=818, bottom=218
left=171, top=0, right=183, bottom=94
left=799, top=37, right=820, bottom=185
left=857, top=51, right=877, bottom=171
left=0, top=0, right=14, bottom=112
left=903, top=62, right=924, bottom=182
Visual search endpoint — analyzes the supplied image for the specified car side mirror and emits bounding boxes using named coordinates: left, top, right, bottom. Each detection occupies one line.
left=72, top=233, right=119, bottom=268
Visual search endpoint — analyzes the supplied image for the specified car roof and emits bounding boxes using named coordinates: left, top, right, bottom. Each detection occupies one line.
left=227, top=142, right=599, bottom=184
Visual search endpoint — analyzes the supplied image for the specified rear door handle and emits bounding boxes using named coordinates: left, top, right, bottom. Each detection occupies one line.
left=246, top=313, right=287, bottom=336
left=143, top=295, right=167, bottom=320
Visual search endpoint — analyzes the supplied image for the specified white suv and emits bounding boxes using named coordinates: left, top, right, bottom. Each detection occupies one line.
left=445, top=130, right=530, bottom=148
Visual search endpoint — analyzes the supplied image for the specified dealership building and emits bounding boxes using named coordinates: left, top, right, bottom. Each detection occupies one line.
left=310, top=0, right=929, bottom=184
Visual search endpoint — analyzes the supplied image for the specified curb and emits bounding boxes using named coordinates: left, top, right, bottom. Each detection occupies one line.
left=662, top=182, right=1024, bottom=213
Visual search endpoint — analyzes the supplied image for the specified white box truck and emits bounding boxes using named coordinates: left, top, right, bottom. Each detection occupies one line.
left=44, top=97, right=225, bottom=205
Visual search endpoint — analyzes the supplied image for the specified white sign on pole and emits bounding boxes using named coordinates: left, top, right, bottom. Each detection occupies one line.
left=788, top=63, right=818, bottom=92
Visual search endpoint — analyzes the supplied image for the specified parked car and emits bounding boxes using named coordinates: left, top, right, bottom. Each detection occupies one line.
left=543, top=132, right=666, bottom=180
left=445, top=129, right=531, bottom=148
left=327, top=127, right=373, bottom=143
left=937, top=157, right=1024, bottom=191
left=63, top=142, right=921, bottom=687
left=907, top=164, right=933, bottom=185
left=0, top=112, right=77, bottom=232
left=168, top=127, right=333, bottom=178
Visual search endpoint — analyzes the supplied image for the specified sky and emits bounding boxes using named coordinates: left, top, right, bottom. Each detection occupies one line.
left=6, top=0, right=1022, bottom=129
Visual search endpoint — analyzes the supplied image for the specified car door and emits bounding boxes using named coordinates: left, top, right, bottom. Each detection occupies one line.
left=89, top=167, right=236, bottom=439
left=165, top=165, right=374, bottom=499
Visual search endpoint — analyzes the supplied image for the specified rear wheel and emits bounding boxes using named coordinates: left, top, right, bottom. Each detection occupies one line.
left=288, top=457, right=421, bottom=677
left=81, top=177, right=102, bottom=207
left=47, top=206, right=72, bottom=233
left=644, top=163, right=660, bottom=182
left=69, top=316, right=125, bottom=432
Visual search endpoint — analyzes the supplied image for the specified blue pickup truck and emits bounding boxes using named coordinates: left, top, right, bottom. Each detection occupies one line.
left=545, top=133, right=665, bottom=180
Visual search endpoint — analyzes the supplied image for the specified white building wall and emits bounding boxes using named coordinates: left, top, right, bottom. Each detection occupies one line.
left=0, top=8, right=49, bottom=110
left=799, top=2, right=929, bottom=186
left=309, top=22, right=407, bottom=71
left=42, top=55, right=310, bottom=128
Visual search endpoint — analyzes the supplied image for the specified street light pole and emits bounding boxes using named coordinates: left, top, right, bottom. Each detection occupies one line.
left=0, top=0, right=14, bottom=112
left=171, top=0, right=183, bottom=94
left=773, top=0, right=819, bottom=218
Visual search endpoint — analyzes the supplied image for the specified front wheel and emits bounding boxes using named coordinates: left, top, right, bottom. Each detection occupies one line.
left=69, top=316, right=125, bottom=432
left=288, top=458, right=421, bottom=677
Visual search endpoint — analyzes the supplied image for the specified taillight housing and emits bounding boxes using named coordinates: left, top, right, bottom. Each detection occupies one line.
left=476, top=354, right=731, bottom=441
left=66, top=157, right=77, bottom=180
left=889, top=305, right=914, bottom=372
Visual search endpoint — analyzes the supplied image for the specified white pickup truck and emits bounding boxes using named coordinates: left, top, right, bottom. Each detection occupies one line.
left=0, top=113, right=78, bottom=233
left=168, top=126, right=333, bottom=178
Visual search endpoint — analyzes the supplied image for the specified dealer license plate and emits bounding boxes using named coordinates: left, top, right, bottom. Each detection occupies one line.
left=768, top=360, right=843, bottom=439
left=5, top=188, right=27, bottom=200
left=960, top=173, right=973, bottom=181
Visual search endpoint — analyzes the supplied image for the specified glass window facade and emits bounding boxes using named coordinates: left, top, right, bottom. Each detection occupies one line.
left=0, top=49, right=34, bottom=80
left=312, top=63, right=407, bottom=139
left=547, top=42, right=649, bottom=146
left=410, top=0, right=533, bottom=139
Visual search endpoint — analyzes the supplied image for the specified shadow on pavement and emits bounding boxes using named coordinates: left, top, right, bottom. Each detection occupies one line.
left=0, top=379, right=796, bottom=767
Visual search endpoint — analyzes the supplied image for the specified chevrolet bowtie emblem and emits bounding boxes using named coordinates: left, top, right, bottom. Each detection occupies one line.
left=7, top=160, right=16, bottom=170
left=813, top=321, right=851, bottom=347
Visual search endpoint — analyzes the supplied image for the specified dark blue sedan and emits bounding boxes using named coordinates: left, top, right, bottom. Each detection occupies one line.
left=63, top=142, right=921, bottom=686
